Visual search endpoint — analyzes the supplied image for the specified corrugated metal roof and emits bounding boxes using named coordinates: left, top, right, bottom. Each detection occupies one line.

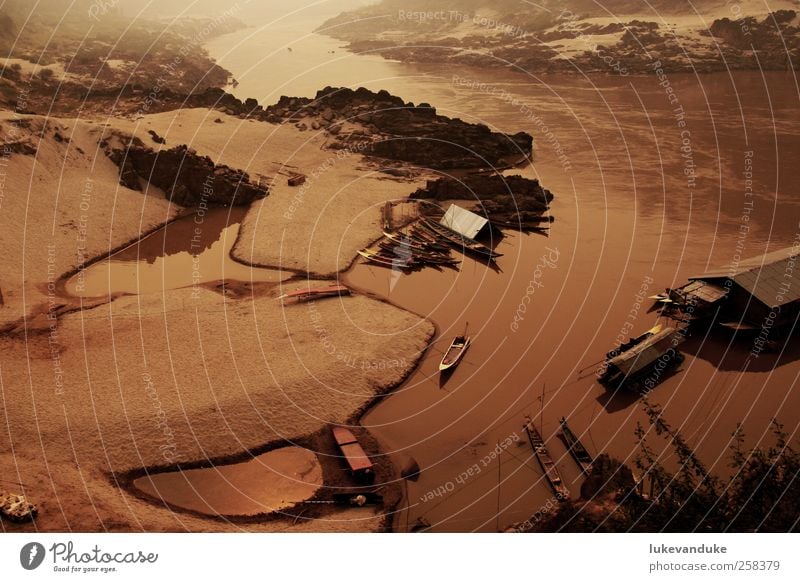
left=677, top=280, right=728, bottom=304
left=608, top=328, right=684, bottom=376
left=690, top=245, right=800, bottom=308
left=440, top=205, right=488, bottom=240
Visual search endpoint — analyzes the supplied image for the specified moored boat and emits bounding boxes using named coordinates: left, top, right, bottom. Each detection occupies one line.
left=357, top=249, right=416, bottom=269
left=439, top=335, right=471, bottom=372
left=279, top=285, right=350, bottom=302
left=597, top=326, right=685, bottom=392
left=332, top=426, right=375, bottom=482
left=420, top=218, right=502, bottom=260
left=523, top=417, right=570, bottom=501
left=559, top=417, right=593, bottom=475
left=377, top=242, right=459, bottom=265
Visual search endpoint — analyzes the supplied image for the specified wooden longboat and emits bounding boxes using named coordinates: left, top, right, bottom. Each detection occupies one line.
left=406, top=228, right=451, bottom=252
left=279, top=285, right=350, bottom=302
left=523, top=417, right=570, bottom=501
left=558, top=417, right=593, bottom=475
left=439, top=335, right=471, bottom=372
left=383, top=231, right=435, bottom=253
left=489, top=219, right=551, bottom=233
left=597, top=326, right=685, bottom=392
left=331, top=426, right=375, bottom=482
left=419, top=218, right=502, bottom=260
left=378, top=243, right=459, bottom=265
left=357, top=249, right=415, bottom=269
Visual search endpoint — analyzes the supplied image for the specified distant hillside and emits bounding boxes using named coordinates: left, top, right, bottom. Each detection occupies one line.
left=0, top=1, right=242, bottom=114
left=319, top=0, right=800, bottom=73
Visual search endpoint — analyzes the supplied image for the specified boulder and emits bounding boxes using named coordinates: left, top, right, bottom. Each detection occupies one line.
left=0, top=492, right=37, bottom=523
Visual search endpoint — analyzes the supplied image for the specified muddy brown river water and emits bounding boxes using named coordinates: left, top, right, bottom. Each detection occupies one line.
left=209, top=13, right=800, bottom=531
left=65, top=5, right=799, bottom=530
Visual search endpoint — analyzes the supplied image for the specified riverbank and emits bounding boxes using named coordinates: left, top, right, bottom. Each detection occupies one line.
left=0, top=98, right=444, bottom=531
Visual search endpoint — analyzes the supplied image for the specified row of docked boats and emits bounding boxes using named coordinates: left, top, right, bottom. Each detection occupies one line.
left=358, top=214, right=503, bottom=272
left=522, top=416, right=597, bottom=502
left=523, top=417, right=571, bottom=501
left=358, top=226, right=462, bottom=271
left=418, top=218, right=502, bottom=260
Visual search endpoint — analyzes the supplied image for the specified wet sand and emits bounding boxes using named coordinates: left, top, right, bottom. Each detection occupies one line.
left=134, top=446, right=323, bottom=517
left=0, top=113, right=179, bottom=328
left=0, top=108, right=435, bottom=532
left=65, top=207, right=285, bottom=298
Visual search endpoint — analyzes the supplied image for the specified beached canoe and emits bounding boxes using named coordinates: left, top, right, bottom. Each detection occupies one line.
left=278, top=285, right=350, bottom=302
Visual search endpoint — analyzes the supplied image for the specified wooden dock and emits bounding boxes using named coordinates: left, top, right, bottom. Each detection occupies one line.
left=559, top=417, right=594, bottom=475
left=523, top=417, right=570, bottom=501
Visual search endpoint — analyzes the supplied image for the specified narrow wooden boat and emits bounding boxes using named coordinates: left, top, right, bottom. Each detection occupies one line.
left=559, top=417, right=593, bottom=475
left=378, top=243, right=459, bottom=265
left=279, top=285, right=350, bottom=302
left=523, top=417, right=570, bottom=501
left=383, top=231, right=435, bottom=253
left=439, top=335, right=471, bottom=372
left=401, top=228, right=451, bottom=252
left=597, top=326, right=685, bottom=392
left=357, top=249, right=415, bottom=269
left=489, top=219, right=551, bottom=233
left=332, top=426, right=375, bottom=482
left=420, top=218, right=502, bottom=260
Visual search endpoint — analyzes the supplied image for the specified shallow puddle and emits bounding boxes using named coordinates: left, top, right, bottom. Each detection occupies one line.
left=65, top=206, right=284, bottom=298
left=133, top=447, right=323, bottom=517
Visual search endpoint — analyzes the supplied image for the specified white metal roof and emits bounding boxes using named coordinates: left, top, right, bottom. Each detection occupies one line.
left=690, top=245, right=800, bottom=307
left=440, top=205, right=488, bottom=240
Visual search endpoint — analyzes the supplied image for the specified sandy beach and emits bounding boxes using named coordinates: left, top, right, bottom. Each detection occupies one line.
left=108, top=107, right=427, bottom=275
left=0, top=105, right=435, bottom=531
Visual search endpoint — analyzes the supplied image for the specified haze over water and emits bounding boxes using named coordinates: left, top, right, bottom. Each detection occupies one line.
left=203, top=6, right=800, bottom=531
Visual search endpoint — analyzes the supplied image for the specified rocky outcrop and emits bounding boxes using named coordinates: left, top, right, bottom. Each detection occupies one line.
left=710, top=10, right=798, bottom=49
left=0, top=138, right=37, bottom=155
left=319, top=1, right=800, bottom=74
left=412, top=174, right=553, bottom=228
left=96, top=85, right=531, bottom=171
left=0, top=491, right=37, bottom=523
left=263, top=86, right=533, bottom=170
left=106, top=138, right=268, bottom=207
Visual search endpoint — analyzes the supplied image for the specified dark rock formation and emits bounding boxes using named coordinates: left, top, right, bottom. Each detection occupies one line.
left=320, top=2, right=799, bottom=75
left=412, top=174, right=553, bottom=228
left=710, top=10, right=797, bottom=49
left=147, top=129, right=165, bottom=144
left=0, top=138, right=37, bottom=155
left=107, top=138, right=268, bottom=207
left=263, top=86, right=533, bottom=170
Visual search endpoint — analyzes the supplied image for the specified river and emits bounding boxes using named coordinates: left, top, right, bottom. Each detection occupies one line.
left=199, top=6, right=800, bottom=532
